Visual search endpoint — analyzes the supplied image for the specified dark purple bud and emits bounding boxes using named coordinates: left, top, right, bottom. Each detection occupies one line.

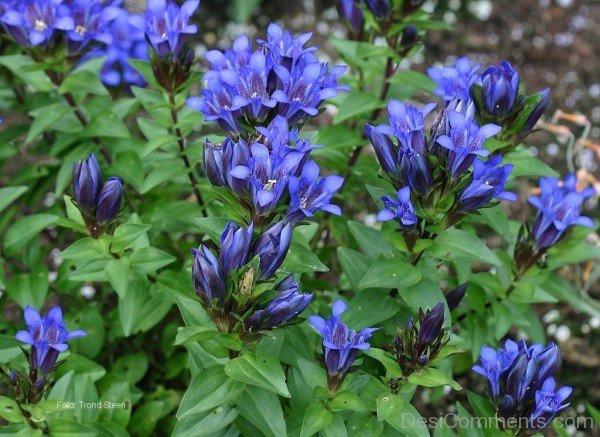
left=219, top=221, right=254, bottom=274
left=192, top=246, right=227, bottom=308
left=399, top=150, right=432, bottom=194
left=365, top=0, right=391, bottom=18
left=506, top=353, right=538, bottom=403
left=417, top=302, right=444, bottom=348
left=96, top=177, right=122, bottom=224
left=336, top=0, right=363, bottom=34
left=535, top=343, right=561, bottom=386
left=498, top=395, right=517, bottom=419
left=204, top=139, right=226, bottom=186
left=251, top=221, right=292, bottom=280
left=364, top=124, right=397, bottom=176
left=73, top=153, right=103, bottom=214
left=445, top=283, right=467, bottom=311
left=524, top=88, right=551, bottom=132
left=400, top=24, right=418, bottom=52
left=416, top=354, right=429, bottom=366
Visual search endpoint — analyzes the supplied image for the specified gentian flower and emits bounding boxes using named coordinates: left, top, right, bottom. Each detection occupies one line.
left=523, top=88, right=551, bottom=134
left=72, top=153, right=103, bottom=215
left=473, top=340, right=571, bottom=430
left=230, top=143, right=304, bottom=215
left=1, top=0, right=74, bottom=46
left=192, top=245, right=226, bottom=308
left=444, top=283, right=467, bottom=311
left=435, top=110, right=501, bottom=178
left=64, top=0, right=121, bottom=54
left=458, top=154, right=516, bottom=211
left=187, top=23, right=347, bottom=135
left=251, top=221, right=292, bottom=280
left=95, top=176, right=122, bottom=224
left=480, top=61, right=521, bottom=119
left=83, top=8, right=148, bottom=88
left=427, top=56, right=481, bottom=102
left=244, top=275, right=313, bottom=331
left=377, top=187, right=418, bottom=228
left=528, top=174, right=596, bottom=249
left=15, top=306, right=86, bottom=375
left=365, top=0, right=391, bottom=18
left=529, top=378, right=572, bottom=429
left=309, top=300, right=377, bottom=390
left=365, top=100, right=436, bottom=193
left=219, top=221, right=253, bottom=274
left=286, top=161, right=344, bottom=225
left=139, top=0, right=199, bottom=60
left=336, top=0, right=363, bottom=34
left=203, top=138, right=251, bottom=195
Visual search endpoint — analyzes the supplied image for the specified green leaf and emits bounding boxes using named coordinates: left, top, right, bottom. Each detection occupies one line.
left=83, top=110, right=130, bottom=139
left=348, top=221, right=396, bottom=259
left=296, top=358, right=327, bottom=391
left=177, top=365, right=244, bottom=419
left=6, top=267, right=49, bottom=309
left=140, top=164, right=188, bottom=194
left=358, top=255, right=422, bottom=290
left=59, top=70, right=108, bottom=96
left=0, top=55, right=53, bottom=91
left=105, top=258, right=130, bottom=299
left=505, top=148, right=559, bottom=178
left=343, top=288, right=399, bottom=328
left=333, top=90, right=384, bottom=124
left=97, top=378, right=131, bottom=428
left=338, top=247, right=371, bottom=290
left=112, top=352, right=149, bottom=384
left=408, top=368, right=461, bottom=391
left=110, top=223, right=151, bottom=253
left=60, top=237, right=110, bottom=261
left=387, top=70, right=436, bottom=93
left=0, top=396, right=24, bottom=423
left=130, top=247, right=176, bottom=273
left=26, top=103, right=71, bottom=143
left=300, top=403, right=333, bottom=437
left=4, top=213, right=58, bottom=250
left=282, top=241, right=328, bottom=273
left=237, top=386, right=287, bottom=437
left=0, top=186, right=28, bottom=215
left=225, top=352, right=290, bottom=398
left=329, top=391, right=367, bottom=412
left=429, top=228, right=501, bottom=266
left=587, top=402, right=600, bottom=424
left=172, top=406, right=238, bottom=437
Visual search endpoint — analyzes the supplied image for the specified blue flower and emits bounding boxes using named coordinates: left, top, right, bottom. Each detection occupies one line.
left=458, top=154, right=516, bottom=211
left=427, top=57, right=481, bottom=102
left=192, top=245, right=226, bottom=308
left=245, top=275, right=313, bottom=331
left=83, top=8, right=148, bottom=88
left=72, top=153, right=103, bottom=215
left=64, top=0, right=121, bottom=54
left=480, top=61, right=521, bottom=119
left=473, top=340, right=570, bottom=430
left=377, top=187, right=418, bottom=228
left=365, top=100, right=436, bottom=192
left=435, top=110, right=501, bottom=178
left=523, top=88, right=551, bottom=134
left=530, top=378, right=572, bottom=429
left=309, top=300, right=377, bottom=378
left=95, top=176, right=122, bottom=224
left=1, top=0, right=74, bottom=46
left=528, top=174, right=596, bottom=249
left=139, top=0, right=199, bottom=60
left=286, top=160, right=344, bottom=225
left=187, top=23, right=347, bottom=134
left=204, top=137, right=251, bottom=195
left=230, top=143, right=304, bottom=215
left=15, top=306, right=86, bottom=375
left=251, top=221, right=292, bottom=280
left=219, top=221, right=253, bottom=274
left=336, top=0, right=363, bottom=34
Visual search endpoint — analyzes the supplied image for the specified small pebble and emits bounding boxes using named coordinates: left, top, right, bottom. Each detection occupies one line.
left=555, top=325, right=571, bottom=342
left=543, top=309, right=560, bottom=323
left=589, top=317, right=600, bottom=329
left=80, top=285, right=96, bottom=299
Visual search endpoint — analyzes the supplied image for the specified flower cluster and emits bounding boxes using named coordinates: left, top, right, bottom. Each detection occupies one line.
left=393, top=302, right=448, bottom=378
left=365, top=98, right=515, bottom=233
left=204, top=115, right=343, bottom=223
left=428, top=57, right=551, bottom=140
left=192, top=220, right=312, bottom=337
left=9, top=306, right=86, bottom=404
left=187, top=23, right=348, bottom=135
left=309, top=300, right=377, bottom=391
left=72, top=153, right=123, bottom=234
left=473, top=340, right=571, bottom=431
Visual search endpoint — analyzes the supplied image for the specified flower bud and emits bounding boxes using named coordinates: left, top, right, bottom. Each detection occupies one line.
left=416, top=302, right=445, bottom=349
left=364, top=124, right=397, bottom=177
left=445, top=283, right=467, bottom=311
left=251, top=221, right=292, bottom=280
left=219, top=221, right=254, bottom=274
left=365, top=0, right=391, bottom=18
left=400, top=24, right=418, bottom=52
left=204, top=139, right=226, bottom=186
left=96, top=177, right=122, bottom=224
left=73, top=153, right=102, bottom=215
left=481, top=61, right=521, bottom=119
left=192, top=246, right=226, bottom=307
